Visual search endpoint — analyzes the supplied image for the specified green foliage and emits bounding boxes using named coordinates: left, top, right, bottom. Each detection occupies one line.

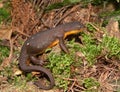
left=79, top=32, right=120, bottom=65
left=0, top=8, right=9, bottom=22
left=46, top=0, right=119, bottom=11
left=12, top=73, right=33, bottom=88
left=46, top=0, right=81, bottom=11
left=63, top=0, right=81, bottom=4
left=45, top=0, right=120, bottom=13
left=100, top=10, right=120, bottom=26
left=47, top=52, right=74, bottom=90
left=100, top=10, right=120, bottom=18
left=67, top=38, right=81, bottom=51
left=0, top=66, right=13, bottom=78
left=0, top=62, right=34, bottom=89
left=81, top=0, right=119, bottom=5
left=101, top=36, right=120, bottom=59
left=86, top=23, right=96, bottom=32
left=13, top=76, right=27, bottom=88
left=0, top=45, right=10, bottom=63
left=80, top=0, right=105, bottom=6
left=79, top=33, right=102, bottom=65
left=45, top=3, right=63, bottom=11
left=0, top=0, right=11, bottom=24
left=83, top=78, right=100, bottom=92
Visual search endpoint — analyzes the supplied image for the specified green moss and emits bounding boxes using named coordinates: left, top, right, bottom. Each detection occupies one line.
left=0, top=0, right=11, bottom=24
left=78, top=33, right=102, bottom=65
left=47, top=52, right=74, bottom=90
left=0, top=45, right=10, bottom=63
left=101, top=36, right=120, bottom=59
left=83, top=78, right=100, bottom=92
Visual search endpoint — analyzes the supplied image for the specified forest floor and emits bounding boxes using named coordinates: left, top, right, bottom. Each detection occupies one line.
left=0, top=0, right=120, bottom=92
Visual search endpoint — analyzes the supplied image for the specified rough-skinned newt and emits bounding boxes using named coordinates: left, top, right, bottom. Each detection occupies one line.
left=19, top=21, right=85, bottom=90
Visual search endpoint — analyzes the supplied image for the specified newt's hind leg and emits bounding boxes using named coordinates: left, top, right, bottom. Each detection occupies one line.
left=29, top=56, right=45, bottom=66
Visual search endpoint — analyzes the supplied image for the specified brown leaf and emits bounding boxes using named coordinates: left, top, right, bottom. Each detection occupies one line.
left=0, top=1, right=3, bottom=8
left=13, top=69, right=22, bottom=76
left=1, top=57, right=11, bottom=68
left=106, top=18, right=120, bottom=40
left=0, top=27, right=12, bottom=40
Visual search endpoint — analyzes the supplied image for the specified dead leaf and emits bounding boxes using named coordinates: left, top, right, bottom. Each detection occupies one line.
left=14, top=69, right=22, bottom=76
left=106, top=18, right=120, bottom=40
left=1, top=57, right=11, bottom=68
left=0, top=76, right=7, bottom=83
left=43, top=90, right=56, bottom=92
left=0, top=27, right=12, bottom=40
left=0, top=1, right=3, bottom=8
left=0, top=39, right=10, bottom=47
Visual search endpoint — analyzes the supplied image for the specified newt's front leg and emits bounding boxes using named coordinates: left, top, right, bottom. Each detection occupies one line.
left=59, top=37, right=69, bottom=53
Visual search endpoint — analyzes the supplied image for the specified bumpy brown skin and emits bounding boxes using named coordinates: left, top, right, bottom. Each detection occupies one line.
left=19, top=21, right=85, bottom=90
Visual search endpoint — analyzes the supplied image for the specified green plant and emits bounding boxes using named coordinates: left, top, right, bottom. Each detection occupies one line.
left=0, top=62, right=34, bottom=89
left=13, top=76, right=27, bottom=87
left=0, top=0, right=11, bottom=24
left=86, top=23, right=97, bottom=32
left=79, top=33, right=102, bottom=65
left=67, top=38, right=81, bottom=52
left=104, top=10, right=120, bottom=17
left=0, top=66, right=12, bottom=78
left=83, top=78, right=100, bottom=92
left=101, top=36, right=120, bottom=59
left=100, top=10, right=120, bottom=26
left=0, top=45, right=10, bottom=63
left=81, top=0, right=119, bottom=5
left=47, top=52, right=74, bottom=90
left=46, top=0, right=81, bottom=11
left=12, top=73, right=34, bottom=88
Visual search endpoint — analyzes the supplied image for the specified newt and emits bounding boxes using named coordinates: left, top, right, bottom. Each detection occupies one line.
left=19, top=21, right=85, bottom=90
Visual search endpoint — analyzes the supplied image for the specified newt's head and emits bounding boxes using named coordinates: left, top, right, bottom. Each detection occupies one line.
left=63, top=21, right=85, bottom=38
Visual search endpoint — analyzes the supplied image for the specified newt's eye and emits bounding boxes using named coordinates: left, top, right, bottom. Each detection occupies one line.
left=37, top=46, right=40, bottom=49
left=27, top=43, right=30, bottom=45
left=31, top=37, right=34, bottom=39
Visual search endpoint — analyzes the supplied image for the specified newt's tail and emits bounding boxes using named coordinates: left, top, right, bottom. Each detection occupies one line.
left=19, top=45, right=55, bottom=90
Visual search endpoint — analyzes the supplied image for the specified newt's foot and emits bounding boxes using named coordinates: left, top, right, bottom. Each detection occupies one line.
left=30, top=56, right=45, bottom=66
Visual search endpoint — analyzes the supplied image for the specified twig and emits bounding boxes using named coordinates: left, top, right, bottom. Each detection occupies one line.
left=33, top=0, right=37, bottom=9
left=54, top=4, right=81, bottom=26
left=15, top=28, right=30, bottom=37
left=0, top=34, right=19, bottom=68
left=8, top=34, right=19, bottom=63
left=53, top=7, right=68, bottom=21
left=74, top=84, right=85, bottom=90
left=86, top=3, right=91, bottom=22
left=8, top=38, right=13, bottom=63
left=67, top=78, right=77, bottom=92
left=87, top=22, right=100, bottom=31
left=55, top=75, right=81, bottom=82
